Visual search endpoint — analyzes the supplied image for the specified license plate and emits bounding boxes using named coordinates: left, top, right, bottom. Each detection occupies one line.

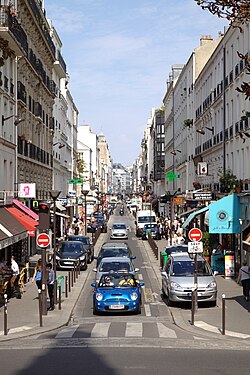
left=64, top=262, right=73, bottom=265
left=110, top=305, right=124, bottom=309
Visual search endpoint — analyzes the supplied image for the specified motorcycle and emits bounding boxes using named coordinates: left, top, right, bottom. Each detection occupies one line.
left=119, top=209, right=124, bottom=216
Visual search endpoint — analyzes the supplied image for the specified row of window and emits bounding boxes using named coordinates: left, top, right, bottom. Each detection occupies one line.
left=17, top=136, right=53, bottom=167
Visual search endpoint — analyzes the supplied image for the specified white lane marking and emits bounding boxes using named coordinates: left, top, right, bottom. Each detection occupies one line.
left=138, top=274, right=143, bottom=280
left=0, top=326, right=32, bottom=336
left=195, top=321, right=250, bottom=339
left=144, top=304, right=151, bottom=317
left=55, top=325, right=79, bottom=339
left=125, top=322, right=143, bottom=337
left=157, top=323, right=177, bottom=338
left=91, top=322, right=111, bottom=338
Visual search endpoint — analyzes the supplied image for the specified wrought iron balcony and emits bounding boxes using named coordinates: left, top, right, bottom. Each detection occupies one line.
left=0, top=6, right=28, bottom=57
left=27, top=0, right=55, bottom=57
left=54, top=50, right=67, bottom=78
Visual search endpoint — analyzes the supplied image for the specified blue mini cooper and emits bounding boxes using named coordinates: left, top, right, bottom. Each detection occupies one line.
left=91, top=273, right=144, bottom=314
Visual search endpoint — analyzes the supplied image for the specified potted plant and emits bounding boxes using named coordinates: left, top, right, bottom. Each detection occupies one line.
left=202, top=231, right=212, bottom=262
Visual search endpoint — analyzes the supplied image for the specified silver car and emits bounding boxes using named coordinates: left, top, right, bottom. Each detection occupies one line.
left=93, top=256, right=139, bottom=283
left=110, top=223, right=129, bottom=239
left=161, top=252, right=217, bottom=306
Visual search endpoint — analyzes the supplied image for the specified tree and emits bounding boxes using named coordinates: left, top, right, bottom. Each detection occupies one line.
left=196, top=0, right=250, bottom=100
left=219, top=169, right=241, bottom=192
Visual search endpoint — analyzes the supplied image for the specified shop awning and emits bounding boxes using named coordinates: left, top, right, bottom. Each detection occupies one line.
left=209, top=194, right=240, bottom=234
left=182, top=206, right=209, bottom=228
left=13, top=199, right=39, bottom=221
left=179, top=207, right=199, bottom=218
left=50, top=201, right=66, bottom=211
left=0, top=208, right=27, bottom=250
left=50, top=211, right=70, bottom=218
left=6, top=206, right=38, bottom=237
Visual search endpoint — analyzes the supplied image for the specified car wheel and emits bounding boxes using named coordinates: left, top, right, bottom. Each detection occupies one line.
left=161, top=284, right=166, bottom=297
left=136, top=302, right=141, bottom=315
left=166, top=292, right=173, bottom=307
left=82, top=262, right=87, bottom=271
left=93, top=303, right=99, bottom=315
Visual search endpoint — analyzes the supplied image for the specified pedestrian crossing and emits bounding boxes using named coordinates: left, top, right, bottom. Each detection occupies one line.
left=54, top=321, right=178, bottom=339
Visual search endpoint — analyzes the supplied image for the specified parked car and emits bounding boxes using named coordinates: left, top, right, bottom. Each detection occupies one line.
left=110, top=223, right=129, bottom=240
left=86, top=212, right=107, bottom=233
left=56, top=241, right=88, bottom=270
left=161, top=252, right=217, bottom=306
left=164, top=244, right=188, bottom=256
left=93, top=256, right=139, bottom=283
left=95, top=242, right=135, bottom=267
left=91, top=272, right=144, bottom=314
left=67, top=235, right=94, bottom=263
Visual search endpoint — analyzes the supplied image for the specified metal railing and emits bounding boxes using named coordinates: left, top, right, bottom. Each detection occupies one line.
left=147, top=234, right=158, bottom=260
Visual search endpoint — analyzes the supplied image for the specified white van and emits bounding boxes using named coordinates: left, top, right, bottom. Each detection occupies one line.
left=135, top=210, right=157, bottom=237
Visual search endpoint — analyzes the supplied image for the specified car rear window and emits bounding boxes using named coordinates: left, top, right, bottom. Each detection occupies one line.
left=112, top=224, right=126, bottom=229
left=68, top=236, right=89, bottom=245
left=172, top=260, right=212, bottom=276
left=99, top=261, right=132, bottom=272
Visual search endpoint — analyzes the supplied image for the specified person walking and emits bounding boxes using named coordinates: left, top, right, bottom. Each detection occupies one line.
left=46, top=263, right=55, bottom=311
left=32, top=259, right=42, bottom=290
left=237, top=260, right=250, bottom=301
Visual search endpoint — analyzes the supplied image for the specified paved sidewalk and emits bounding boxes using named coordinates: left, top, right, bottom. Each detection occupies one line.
left=147, top=238, right=250, bottom=340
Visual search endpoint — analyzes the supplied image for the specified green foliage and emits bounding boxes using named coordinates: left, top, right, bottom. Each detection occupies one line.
left=219, top=169, right=240, bottom=192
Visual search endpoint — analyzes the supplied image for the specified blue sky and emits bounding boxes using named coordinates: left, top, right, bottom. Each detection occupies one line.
left=46, top=0, right=228, bottom=166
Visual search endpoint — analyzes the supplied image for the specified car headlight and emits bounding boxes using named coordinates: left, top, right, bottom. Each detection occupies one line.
left=130, top=292, right=138, bottom=300
left=56, top=255, right=60, bottom=260
left=79, top=255, right=86, bottom=260
left=208, top=281, right=217, bottom=288
left=96, top=293, right=103, bottom=301
left=170, top=281, right=182, bottom=290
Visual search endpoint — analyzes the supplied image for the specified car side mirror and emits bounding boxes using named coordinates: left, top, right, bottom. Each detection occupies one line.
left=92, top=268, right=97, bottom=272
left=91, top=283, right=96, bottom=287
left=94, top=256, right=97, bottom=259
left=130, top=255, right=136, bottom=260
left=139, top=281, right=144, bottom=287
left=161, top=271, right=167, bottom=278
left=213, top=270, right=219, bottom=276
left=134, top=267, right=139, bottom=272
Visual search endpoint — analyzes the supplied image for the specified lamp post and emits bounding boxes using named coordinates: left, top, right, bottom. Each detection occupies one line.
left=82, top=190, right=89, bottom=235
left=50, top=190, right=61, bottom=305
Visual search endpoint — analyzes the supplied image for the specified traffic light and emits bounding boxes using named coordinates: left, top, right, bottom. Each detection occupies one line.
left=38, top=202, right=50, bottom=230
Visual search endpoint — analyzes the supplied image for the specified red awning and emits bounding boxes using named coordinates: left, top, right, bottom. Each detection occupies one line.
left=13, top=199, right=39, bottom=221
left=6, top=207, right=39, bottom=237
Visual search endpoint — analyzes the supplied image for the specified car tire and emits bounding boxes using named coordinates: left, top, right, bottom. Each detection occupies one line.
left=93, top=303, right=99, bottom=315
left=166, top=292, right=174, bottom=307
left=82, top=262, right=87, bottom=271
left=136, top=302, right=141, bottom=315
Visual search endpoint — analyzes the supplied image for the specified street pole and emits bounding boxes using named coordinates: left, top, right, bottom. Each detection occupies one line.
left=50, top=190, right=61, bottom=306
left=81, top=190, right=89, bottom=235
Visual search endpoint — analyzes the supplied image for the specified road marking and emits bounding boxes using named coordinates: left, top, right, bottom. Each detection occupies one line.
left=138, top=274, right=143, bottom=280
left=55, top=325, right=79, bottom=339
left=143, top=287, right=154, bottom=303
left=91, top=322, right=110, bottom=338
left=195, top=321, right=250, bottom=339
left=144, top=304, right=151, bottom=316
left=157, top=323, right=177, bottom=338
left=125, top=322, right=143, bottom=337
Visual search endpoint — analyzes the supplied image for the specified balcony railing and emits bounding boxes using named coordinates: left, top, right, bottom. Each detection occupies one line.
left=57, top=50, right=67, bottom=73
left=28, top=0, right=55, bottom=57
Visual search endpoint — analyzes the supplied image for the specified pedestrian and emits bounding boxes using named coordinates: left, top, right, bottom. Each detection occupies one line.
left=10, top=255, right=19, bottom=289
left=46, top=263, right=55, bottom=311
left=32, top=259, right=42, bottom=290
left=237, top=260, right=250, bottom=301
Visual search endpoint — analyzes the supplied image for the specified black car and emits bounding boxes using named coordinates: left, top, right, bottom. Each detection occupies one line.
left=93, top=212, right=107, bottom=233
left=142, top=223, right=158, bottom=240
left=95, top=241, right=135, bottom=267
left=56, top=241, right=88, bottom=270
left=67, top=235, right=94, bottom=263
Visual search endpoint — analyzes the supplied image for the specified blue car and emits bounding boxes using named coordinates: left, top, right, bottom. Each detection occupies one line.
left=91, top=273, right=144, bottom=314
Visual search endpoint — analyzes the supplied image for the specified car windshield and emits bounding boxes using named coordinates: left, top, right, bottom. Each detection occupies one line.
left=68, top=236, right=89, bottom=245
left=138, top=216, right=156, bottom=223
left=112, top=224, right=126, bottom=230
left=58, top=242, right=84, bottom=254
left=98, top=274, right=137, bottom=287
left=171, top=260, right=212, bottom=276
left=99, top=261, right=132, bottom=273
left=100, top=248, right=129, bottom=258
left=166, top=246, right=187, bottom=255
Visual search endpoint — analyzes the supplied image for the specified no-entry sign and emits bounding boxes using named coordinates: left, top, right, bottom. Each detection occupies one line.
left=188, top=228, right=202, bottom=242
left=36, top=233, right=51, bottom=248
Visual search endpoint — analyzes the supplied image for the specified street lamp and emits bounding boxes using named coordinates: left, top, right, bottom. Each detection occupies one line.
left=82, top=190, right=89, bottom=235
left=50, top=190, right=61, bottom=305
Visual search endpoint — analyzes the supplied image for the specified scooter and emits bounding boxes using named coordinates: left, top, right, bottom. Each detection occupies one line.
left=120, top=209, right=124, bottom=216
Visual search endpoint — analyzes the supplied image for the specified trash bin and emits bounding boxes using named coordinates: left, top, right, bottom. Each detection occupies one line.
left=161, top=251, right=168, bottom=267
left=57, top=275, right=64, bottom=294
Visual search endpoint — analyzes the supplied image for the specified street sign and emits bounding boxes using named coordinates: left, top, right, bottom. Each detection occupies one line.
left=188, top=228, right=202, bottom=242
left=68, top=178, right=83, bottom=184
left=36, top=233, right=51, bottom=248
left=188, top=241, right=203, bottom=254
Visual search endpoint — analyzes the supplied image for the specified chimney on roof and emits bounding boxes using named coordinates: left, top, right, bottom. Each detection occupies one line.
left=200, top=34, right=213, bottom=46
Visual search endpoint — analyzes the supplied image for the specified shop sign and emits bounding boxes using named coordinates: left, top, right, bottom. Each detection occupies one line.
left=173, top=197, right=183, bottom=204
left=18, top=183, right=36, bottom=198
left=193, top=192, right=213, bottom=200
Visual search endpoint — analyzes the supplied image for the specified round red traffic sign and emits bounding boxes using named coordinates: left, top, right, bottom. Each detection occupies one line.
left=36, top=233, right=51, bottom=248
left=188, top=228, right=202, bottom=242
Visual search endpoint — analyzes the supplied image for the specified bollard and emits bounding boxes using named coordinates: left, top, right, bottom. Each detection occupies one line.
left=73, top=264, right=76, bottom=283
left=221, top=293, right=226, bottom=335
left=78, top=262, right=81, bottom=276
left=4, top=293, right=8, bottom=335
left=71, top=269, right=74, bottom=288
left=54, top=279, right=58, bottom=305
left=76, top=263, right=79, bottom=279
left=38, top=289, right=43, bottom=327
left=65, top=275, right=68, bottom=298
left=191, top=290, right=195, bottom=325
left=68, top=271, right=71, bottom=293
left=58, top=285, right=62, bottom=310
